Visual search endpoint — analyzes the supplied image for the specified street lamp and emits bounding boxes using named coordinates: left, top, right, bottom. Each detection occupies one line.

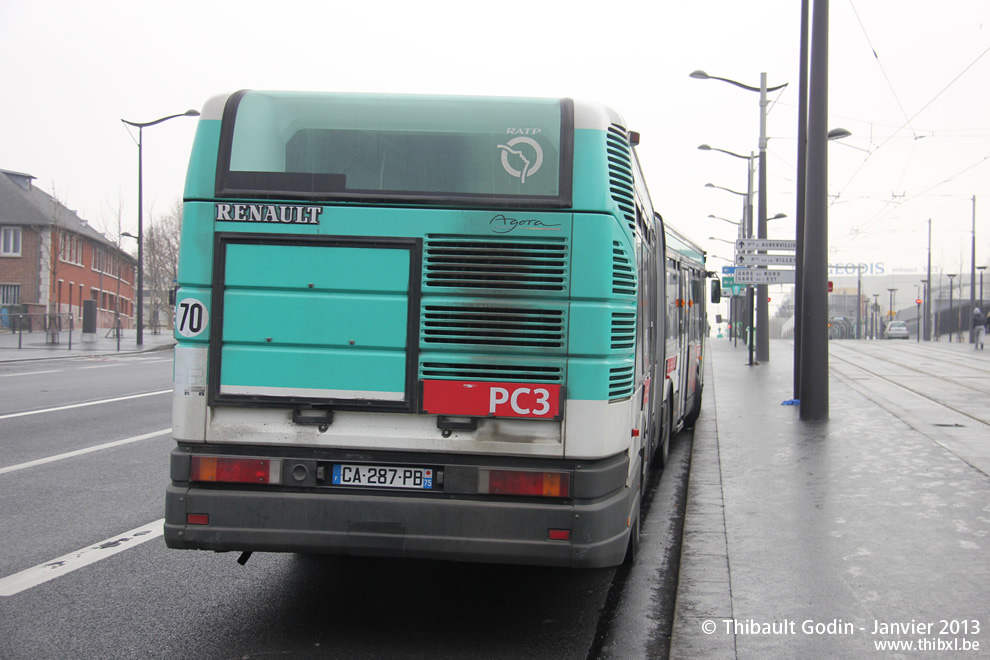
left=707, top=180, right=756, bottom=364
left=708, top=214, right=741, bottom=227
left=692, top=69, right=788, bottom=364
left=708, top=236, right=736, bottom=246
left=121, top=109, right=200, bottom=346
left=698, top=144, right=751, bottom=160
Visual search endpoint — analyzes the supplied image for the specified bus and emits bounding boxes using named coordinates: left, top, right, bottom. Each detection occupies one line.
left=165, top=90, right=711, bottom=568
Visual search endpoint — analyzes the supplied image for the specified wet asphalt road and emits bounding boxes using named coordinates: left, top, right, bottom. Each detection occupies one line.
left=0, top=353, right=691, bottom=659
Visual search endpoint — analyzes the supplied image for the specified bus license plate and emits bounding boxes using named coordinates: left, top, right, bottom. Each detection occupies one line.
left=332, top=464, right=434, bottom=490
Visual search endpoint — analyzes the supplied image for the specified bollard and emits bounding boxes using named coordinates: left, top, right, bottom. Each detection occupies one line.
left=18, top=315, right=23, bottom=349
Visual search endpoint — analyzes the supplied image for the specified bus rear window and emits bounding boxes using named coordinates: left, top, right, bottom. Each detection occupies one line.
left=217, top=91, right=572, bottom=207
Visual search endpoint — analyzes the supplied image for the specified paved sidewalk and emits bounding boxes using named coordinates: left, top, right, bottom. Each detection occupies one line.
left=671, top=339, right=990, bottom=658
left=0, top=327, right=174, bottom=362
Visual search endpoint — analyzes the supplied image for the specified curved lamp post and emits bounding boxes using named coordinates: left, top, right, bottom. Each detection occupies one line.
left=121, top=109, right=200, bottom=345
left=692, top=69, right=787, bottom=364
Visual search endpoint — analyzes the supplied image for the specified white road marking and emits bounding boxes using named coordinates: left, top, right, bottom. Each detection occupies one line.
left=0, top=519, right=165, bottom=597
left=0, top=389, right=171, bottom=420
left=0, top=369, right=62, bottom=378
left=0, top=429, right=171, bottom=475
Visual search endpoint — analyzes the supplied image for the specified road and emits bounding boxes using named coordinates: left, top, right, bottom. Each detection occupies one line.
left=0, top=352, right=691, bottom=659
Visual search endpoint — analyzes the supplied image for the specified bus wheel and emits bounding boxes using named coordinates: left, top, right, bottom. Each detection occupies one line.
left=652, top=397, right=672, bottom=471
left=684, top=378, right=702, bottom=428
left=624, top=460, right=644, bottom=565
left=624, top=495, right=641, bottom=565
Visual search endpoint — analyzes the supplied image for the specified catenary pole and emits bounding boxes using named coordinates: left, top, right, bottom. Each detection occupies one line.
left=800, top=0, right=829, bottom=421
left=793, top=0, right=810, bottom=397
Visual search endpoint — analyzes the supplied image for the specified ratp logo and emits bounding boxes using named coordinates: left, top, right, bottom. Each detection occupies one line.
left=498, top=136, right=544, bottom=184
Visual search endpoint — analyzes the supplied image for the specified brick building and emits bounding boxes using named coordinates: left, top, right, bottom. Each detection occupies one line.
left=0, top=169, right=137, bottom=330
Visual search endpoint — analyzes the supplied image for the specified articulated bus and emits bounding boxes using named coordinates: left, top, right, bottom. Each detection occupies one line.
left=165, top=91, right=711, bottom=568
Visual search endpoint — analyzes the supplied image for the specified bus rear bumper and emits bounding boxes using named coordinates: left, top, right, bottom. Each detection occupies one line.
left=165, top=481, right=632, bottom=569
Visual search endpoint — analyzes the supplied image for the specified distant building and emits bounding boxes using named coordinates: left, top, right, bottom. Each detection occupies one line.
left=0, top=169, right=137, bottom=329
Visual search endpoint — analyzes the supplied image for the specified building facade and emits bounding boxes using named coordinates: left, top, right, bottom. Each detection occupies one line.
left=0, top=169, right=137, bottom=330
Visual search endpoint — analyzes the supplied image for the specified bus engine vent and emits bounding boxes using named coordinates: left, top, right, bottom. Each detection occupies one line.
left=612, top=241, right=636, bottom=296
left=424, top=236, right=568, bottom=293
left=422, top=305, right=565, bottom=350
left=420, top=361, right=564, bottom=383
left=606, top=125, right=636, bottom=234
left=611, top=312, right=636, bottom=350
left=609, top=364, right=635, bottom=400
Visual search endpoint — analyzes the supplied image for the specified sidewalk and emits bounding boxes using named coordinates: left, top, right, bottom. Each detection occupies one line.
left=671, top=339, right=990, bottom=657
left=0, top=326, right=175, bottom=362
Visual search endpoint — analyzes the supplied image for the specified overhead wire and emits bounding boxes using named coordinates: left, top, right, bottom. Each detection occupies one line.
left=849, top=0, right=918, bottom=139
left=831, top=0, right=990, bottom=235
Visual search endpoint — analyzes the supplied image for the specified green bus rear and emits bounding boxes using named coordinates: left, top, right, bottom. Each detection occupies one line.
left=166, top=90, right=695, bottom=567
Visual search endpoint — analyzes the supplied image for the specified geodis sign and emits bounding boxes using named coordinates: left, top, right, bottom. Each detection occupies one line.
left=421, top=380, right=562, bottom=420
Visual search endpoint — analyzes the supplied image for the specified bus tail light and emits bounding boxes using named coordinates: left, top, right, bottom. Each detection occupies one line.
left=480, top=469, right=570, bottom=498
left=190, top=456, right=282, bottom=485
left=548, top=529, right=571, bottom=541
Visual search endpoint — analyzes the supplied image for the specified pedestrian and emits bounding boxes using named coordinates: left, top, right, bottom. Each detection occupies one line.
left=974, top=307, right=986, bottom=350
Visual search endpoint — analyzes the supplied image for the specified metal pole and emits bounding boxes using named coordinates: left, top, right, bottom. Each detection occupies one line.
left=793, top=0, right=810, bottom=397
left=748, top=286, right=755, bottom=366
left=121, top=110, right=199, bottom=348
left=925, top=219, right=932, bottom=340
left=799, top=0, right=829, bottom=421
left=970, top=196, right=976, bottom=343
left=136, top=126, right=144, bottom=347
left=856, top=266, right=862, bottom=339
left=756, top=73, right=770, bottom=362
left=948, top=275, right=956, bottom=341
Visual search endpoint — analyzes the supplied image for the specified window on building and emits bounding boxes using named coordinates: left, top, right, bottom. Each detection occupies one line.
left=1, top=227, right=22, bottom=256
left=60, top=232, right=83, bottom=265
left=0, top=284, right=20, bottom=305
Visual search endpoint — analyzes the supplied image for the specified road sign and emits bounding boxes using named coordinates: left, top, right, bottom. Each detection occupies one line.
left=735, top=238, right=796, bottom=251
left=722, top=266, right=739, bottom=275
left=735, top=253, right=797, bottom=266
left=733, top=268, right=796, bottom=284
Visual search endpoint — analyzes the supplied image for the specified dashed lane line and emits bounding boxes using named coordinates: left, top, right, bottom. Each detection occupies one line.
left=0, top=519, right=165, bottom=597
left=0, top=389, right=171, bottom=420
left=0, top=429, right=171, bottom=475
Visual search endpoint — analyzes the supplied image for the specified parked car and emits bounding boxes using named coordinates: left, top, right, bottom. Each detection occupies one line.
left=885, top=321, right=910, bottom=339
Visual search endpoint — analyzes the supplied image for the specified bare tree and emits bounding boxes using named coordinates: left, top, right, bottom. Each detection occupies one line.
left=39, top=182, right=76, bottom=341
left=100, top=191, right=130, bottom=333
left=144, top=198, right=183, bottom=330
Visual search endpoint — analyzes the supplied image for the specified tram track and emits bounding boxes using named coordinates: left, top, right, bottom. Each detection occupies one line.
left=831, top=341, right=990, bottom=397
left=886, top=341, right=990, bottom=376
left=829, top=344, right=990, bottom=430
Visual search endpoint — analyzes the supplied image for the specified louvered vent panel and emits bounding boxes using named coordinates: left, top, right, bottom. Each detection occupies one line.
left=609, top=364, right=635, bottom=400
left=424, top=236, right=568, bottom=292
left=422, top=306, right=565, bottom=350
left=612, top=241, right=636, bottom=296
left=420, top=361, right=564, bottom=383
left=611, top=312, right=636, bottom=350
left=606, top=125, right=636, bottom=233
